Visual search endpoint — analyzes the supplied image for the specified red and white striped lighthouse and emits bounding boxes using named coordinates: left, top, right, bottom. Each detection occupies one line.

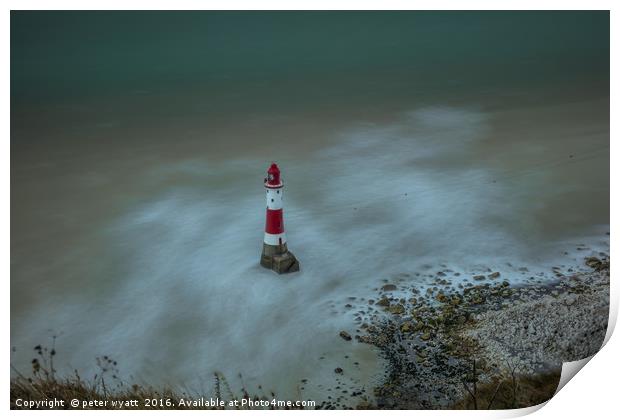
left=260, top=163, right=300, bottom=274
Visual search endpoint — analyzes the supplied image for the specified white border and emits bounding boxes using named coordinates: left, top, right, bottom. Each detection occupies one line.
left=4, top=3, right=616, bottom=420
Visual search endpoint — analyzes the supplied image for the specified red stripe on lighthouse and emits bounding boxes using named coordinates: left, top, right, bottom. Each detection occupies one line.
left=265, top=208, right=284, bottom=234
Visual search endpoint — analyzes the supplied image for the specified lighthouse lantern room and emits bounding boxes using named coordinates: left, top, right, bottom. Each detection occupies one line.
left=260, top=163, right=300, bottom=274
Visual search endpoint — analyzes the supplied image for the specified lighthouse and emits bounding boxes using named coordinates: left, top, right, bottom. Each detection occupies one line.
left=260, top=163, right=300, bottom=274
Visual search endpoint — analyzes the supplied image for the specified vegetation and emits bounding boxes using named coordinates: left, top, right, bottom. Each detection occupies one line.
left=453, top=363, right=561, bottom=410
left=11, top=336, right=561, bottom=410
left=11, top=337, right=301, bottom=410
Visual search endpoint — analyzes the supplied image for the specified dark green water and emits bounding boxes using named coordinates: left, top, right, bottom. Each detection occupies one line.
left=12, top=11, right=609, bottom=107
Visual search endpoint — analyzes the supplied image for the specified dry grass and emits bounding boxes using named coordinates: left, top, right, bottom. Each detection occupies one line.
left=11, top=338, right=302, bottom=410
left=11, top=375, right=185, bottom=409
left=452, top=368, right=561, bottom=410
left=11, top=335, right=561, bottom=410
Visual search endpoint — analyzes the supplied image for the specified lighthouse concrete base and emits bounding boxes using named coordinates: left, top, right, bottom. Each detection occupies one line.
left=260, top=243, right=300, bottom=274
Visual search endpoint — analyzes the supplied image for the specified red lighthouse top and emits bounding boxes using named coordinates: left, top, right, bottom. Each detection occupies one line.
left=265, top=162, right=282, bottom=188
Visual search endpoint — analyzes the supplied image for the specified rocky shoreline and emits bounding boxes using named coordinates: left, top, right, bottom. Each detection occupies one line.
left=333, top=252, right=610, bottom=409
left=11, top=252, right=610, bottom=410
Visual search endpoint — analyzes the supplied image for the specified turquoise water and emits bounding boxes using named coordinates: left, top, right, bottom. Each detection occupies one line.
left=12, top=11, right=608, bottom=105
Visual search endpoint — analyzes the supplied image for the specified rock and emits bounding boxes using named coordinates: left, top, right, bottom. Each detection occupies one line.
left=489, top=272, right=501, bottom=279
left=585, top=256, right=602, bottom=268
left=261, top=248, right=300, bottom=274
left=357, top=335, right=371, bottom=344
left=473, top=275, right=486, bottom=281
left=421, top=332, right=431, bottom=341
left=339, top=331, right=352, bottom=341
left=400, top=321, right=413, bottom=333
left=376, top=297, right=390, bottom=306
left=585, top=256, right=608, bottom=271
left=334, top=367, right=343, bottom=374
left=381, top=284, right=397, bottom=291
left=501, top=280, right=510, bottom=288
left=387, top=304, right=405, bottom=315
left=435, top=293, right=448, bottom=303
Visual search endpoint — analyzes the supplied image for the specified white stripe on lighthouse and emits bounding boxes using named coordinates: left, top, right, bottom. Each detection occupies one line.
left=266, top=187, right=283, bottom=210
left=264, top=232, right=287, bottom=246
left=264, top=187, right=285, bottom=245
